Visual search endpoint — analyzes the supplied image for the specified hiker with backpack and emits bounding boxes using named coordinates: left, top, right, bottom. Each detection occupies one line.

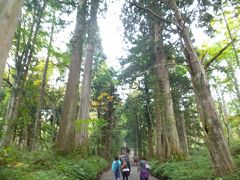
left=120, top=154, right=131, bottom=180
left=139, top=157, right=151, bottom=180
left=112, top=155, right=121, bottom=180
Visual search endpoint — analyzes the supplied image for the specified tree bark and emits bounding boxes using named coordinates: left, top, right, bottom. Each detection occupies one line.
left=153, top=21, right=182, bottom=156
left=143, top=76, right=154, bottom=158
left=168, top=0, right=235, bottom=175
left=74, top=0, right=99, bottom=149
left=175, top=111, right=188, bottom=156
left=154, top=82, right=170, bottom=160
left=0, top=0, right=23, bottom=88
left=55, top=0, right=87, bottom=153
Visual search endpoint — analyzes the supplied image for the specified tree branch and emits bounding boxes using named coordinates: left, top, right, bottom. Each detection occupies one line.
left=3, top=78, right=12, bottom=87
left=132, top=1, right=181, bottom=29
left=204, top=41, right=233, bottom=69
left=201, top=51, right=208, bottom=63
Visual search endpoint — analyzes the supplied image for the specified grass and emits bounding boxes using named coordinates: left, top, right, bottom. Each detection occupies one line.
left=0, top=148, right=108, bottom=180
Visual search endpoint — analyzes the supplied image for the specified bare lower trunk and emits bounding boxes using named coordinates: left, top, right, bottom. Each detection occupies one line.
left=1, top=92, right=21, bottom=147
left=169, top=0, right=235, bottom=175
left=175, top=111, right=188, bottom=156
left=55, top=1, right=87, bottom=153
left=153, top=22, right=181, bottom=156
left=155, top=104, right=163, bottom=157
left=0, top=0, right=23, bottom=88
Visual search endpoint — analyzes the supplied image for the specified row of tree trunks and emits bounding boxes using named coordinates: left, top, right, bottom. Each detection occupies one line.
left=0, top=0, right=23, bottom=88
left=1, top=0, right=47, bottom=148
left=74, top=0, right=99, bottom=149
left=168, top=0, right=235, bottom=175
left=55, top=0, right=87, bottom=153
left=32, top=13, right=56, bottom=150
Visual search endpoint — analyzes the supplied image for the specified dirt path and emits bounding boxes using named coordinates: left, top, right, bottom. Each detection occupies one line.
left=99, top=165, right=159, bottom=180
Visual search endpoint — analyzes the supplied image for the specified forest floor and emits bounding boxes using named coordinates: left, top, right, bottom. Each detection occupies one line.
left=99, top=163, right=159, bottom=180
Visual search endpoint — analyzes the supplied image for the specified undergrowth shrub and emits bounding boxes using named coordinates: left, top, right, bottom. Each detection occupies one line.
left=150, top=148, right=240, bottom=180
left=150, top=149, right=214, bottom=180
left=0, top=150, right=108, bottom=180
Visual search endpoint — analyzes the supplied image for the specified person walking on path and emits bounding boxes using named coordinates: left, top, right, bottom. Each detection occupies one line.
left=112, top=155, right=121, bottom=180
left=139, top=157, right=151, bottom=180
left=121, top=154, right=131, bottom=180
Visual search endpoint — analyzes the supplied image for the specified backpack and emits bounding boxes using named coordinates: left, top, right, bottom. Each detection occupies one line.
left=121, top=159, right=127, bottom=169
left=114, top=161, right=120, bottom=172
left=140, top=168, right=149, bottom=178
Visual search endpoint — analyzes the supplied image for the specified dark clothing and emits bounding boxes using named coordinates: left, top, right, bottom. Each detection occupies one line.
left=122, top=171, right=129, bottom=180
left=121, top=155, right=131, bottom=180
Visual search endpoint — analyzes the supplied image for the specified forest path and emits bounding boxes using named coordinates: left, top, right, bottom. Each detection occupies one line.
left=99, top=164, right=159, bottom=180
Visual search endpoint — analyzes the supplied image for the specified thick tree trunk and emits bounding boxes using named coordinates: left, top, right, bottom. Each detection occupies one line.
left=103, top=116, right=114, bottom=160
left=32, top=14, right=55, bottom=150
left=74, top=0, right=99, bottom=148
left=0, top=0, right=23, bottom=88
left=55, top=0, right=87, bottom=153
left=153, top=22, right=181, bottom=156
left=168, top=0, right=235, bottom=175
left=153, top=77, right=171, bottom=160
left=175, top=111, right=188, bottom=156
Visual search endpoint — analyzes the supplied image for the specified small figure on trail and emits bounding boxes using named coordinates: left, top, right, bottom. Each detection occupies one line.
left=139, top=157, right=151, bottom=180
left=120, top=153, right=131, bottom=180
left=112, top=155, right=121, bottom=180
left=133, top=153, right=139, bottom=165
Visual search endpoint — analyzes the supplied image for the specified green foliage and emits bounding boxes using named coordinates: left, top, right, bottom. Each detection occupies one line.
left=0, top=148, right=18, bottom=166
left=151, top=148, right=240, bottom=179
left=150, top=149, right=214, bottom=179
left=0, top=150, right=108, bottom=180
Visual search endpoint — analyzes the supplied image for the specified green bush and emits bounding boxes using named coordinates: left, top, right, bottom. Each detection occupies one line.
left=150, top=149, right=240, bottom=180
left=0, top=150, right=108, bottom=180
left=150, top=149, right=214, bottom=180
